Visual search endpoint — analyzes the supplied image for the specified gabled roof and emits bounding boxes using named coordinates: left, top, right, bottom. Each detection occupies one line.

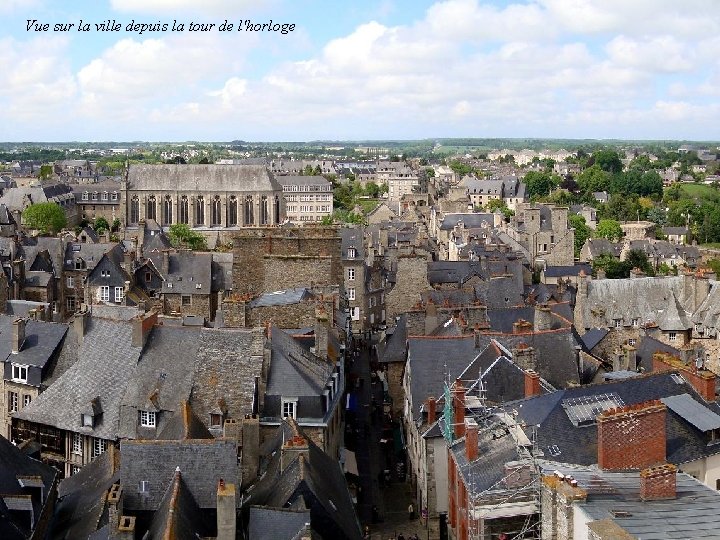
left=157, top=401, right=214, bottom=441
left=0, top=315, right=68, bottom=370
left=128, top=164, right=282, bottom=192
left=377, top=314, right=407, bottom=364
left=145, top=470, right=212, bottom=540
left=657, top=291, right=692, bottom=331
left=579, top=328, right=609, bottom=352
left=0, top=434, right=58, bottom=540
left=248, top=507, right=310, bottom=540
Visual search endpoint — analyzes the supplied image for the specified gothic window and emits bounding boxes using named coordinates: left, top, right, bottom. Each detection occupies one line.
left=228, top=196, right=238, bottom=226
left=244, top=195, right=254, bottom=225
left=211, top=196, right=222, bottom=226
left=274, top=195, right=281, bottom=224
left=260, top=195, right=269, bottom=225
left=130, top=196, right=140, bottom=225
left=147, top=196, right=156, bottom=221
left=179, top=196, right=189, bottom=224
left=195, top=196, right=205, bottom=226
left=163, top=195, right=173, bottom=225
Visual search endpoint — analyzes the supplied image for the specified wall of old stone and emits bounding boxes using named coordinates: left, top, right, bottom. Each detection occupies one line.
left=386, top=362, right=405, bottom=415
left=386, top=256, right=432, bottom=321
left=231, top=228, right=343, bottom=295
left=163, top=293, right=213, bottom=320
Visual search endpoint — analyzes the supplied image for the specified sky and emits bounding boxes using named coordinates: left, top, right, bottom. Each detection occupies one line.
left=1, top=0, right=719, bottom=142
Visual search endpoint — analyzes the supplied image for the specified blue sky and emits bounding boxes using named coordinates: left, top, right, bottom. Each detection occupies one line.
left=1, top=0, right=719, bottom=141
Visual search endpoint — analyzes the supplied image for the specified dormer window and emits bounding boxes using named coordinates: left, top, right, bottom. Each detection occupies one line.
left=632, top=318, right=639, bottom=327
left=75, top=258, right=86, bottom=270
left=111, top=192, right=118, bottom=201
left=210, top=413, right=223, bottom=428
left=348, top=247, right=356, bottom=258
left=139, top=410, right=156, bottom=428
left=281, top=398, right=297, bottom=419
left=101, top=192, right=108, bottom=201
left=82, top=192, right=88, bottom=201
left=11, top=364, right=28, bottom=383
left=82, top=413, right=94, bottom=428
left=91, top=192, right=98, bottom=201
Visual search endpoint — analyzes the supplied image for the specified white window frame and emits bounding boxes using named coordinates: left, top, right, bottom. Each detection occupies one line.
left=669, top=332, right=677, bottom=341
left=82, top=413, right=94, bottom=428
left=11, top=364, right=28, bottom=383
left=22, top=394, right=31, bottom=408
left=92, top=438, right=107, bottom=458
left=82, top=192, right=88, bottom=201
left=348, top=287, right=356, bottom=301
left=8, top=391, right=18, bottom=412
left=281, top=398, right=298, bottom=419
left=67, top=296, right=76, bottom=312
left=347, top=268, right=355, bottom=281
left=100, top=286, right=110, bottom=302
left=66, top=276, right=74, bottom=288
left=139, top=410, right=156, bottom=428
left=72, top=433, right=83, bottom=455
left=614, top=320, right=621, bottom=328
left=351, top=306, right=360, bottom=321
left=114, top=286, right=124, bottom=303
left=632, top=318, right=639, bottom=327
left=348, top=247, right=356, bottom=258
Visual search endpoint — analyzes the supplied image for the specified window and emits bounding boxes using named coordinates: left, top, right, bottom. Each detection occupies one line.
left=351, top=307, right=360, bottom=321
left=101, top=192, right=108, bottom=201
left=75, top=258, right=86, bottom=270
left=114, top=287, right=124, bottom=303
left=72, top=465, right=81, bottom=475
left=82, top=413, right=94, bottom=428
left=111, top=192, right=118, bottom=201
left=179, top=196, right=189, bottom=224
left=138, top=480, right=149, bottom=493
left=628, top=338, right=636, bottom=346
left=145, top=272, right=152, bottom=283
left=12, top=364, right=28, bottom=383
left=614, top=320, right=621, bottom=328
left=282, top=399, right=297, bottom=419
left=100, top=286, right=110, bottom=302
left=228, top=196, right=238, bottom=226
left=8, top=391, right=18, bottom=412
left=244, top=195, right=254, bottom=225
left=348, top=247, right=356, bottom=258
left=130, top=196, right=140, bottom=225
left=632, top=318, right=639, bottom=327
left=211, top=196, right=222, bottom=226
left=139, top=410, right=156, bottom=428
left=66, top=276, right=74, bottom=288
left=348, top=287, right=355, bottom=301
left=260, top=195, right=269, bottom=225
left=100, top=269, right=110, bottom=278
left=67, top=296, right=76, bottom=312
left=347, top=268, right=355, bottom=281
left=22, top=394, right=31, bottom=408
left=370, top=296, right=376, bottom=307
left=195, top=196, right=205, bottom=226
left=210, top=413, right=223, bottom=427
left=147, top=195, right=157, bottom=221
left=163, top=195, right=173, bottom=225
left=72, top=433, right=83, bottom=455
left=92, top=438, right=107, bottom=458
left=669, top=332, right=677, bottom=341
left=181, top=295, right=192, bottom=306
left=91, top=192, right=98, bottom=201
left=82, top=192, right=88, bottom=201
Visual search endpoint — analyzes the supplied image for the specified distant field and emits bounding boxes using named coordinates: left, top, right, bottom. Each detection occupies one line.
left=357, top=199, right=381, bottom=213
left=700, top=243, right=720, bottom=250
left=677, top=183, right=716, bottom=198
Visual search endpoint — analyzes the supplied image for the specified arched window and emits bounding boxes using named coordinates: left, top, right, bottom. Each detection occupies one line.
left=228, top=196, right=238, bottom=226
left=260, top=195, right=269, bottom=225
left=195, top=196, right=205, bottom=226
left=163, top=195, right=173, bottom=225
left=130, top=196, right=139, bottom=224
left=179, top=196, right=189, bottom=224
left=147, top=196, right=156, bottom=221
left=244, top=195, right=254, bottom=225
left=274, top=195, right=281, bottom=224
left=211, top=196, right=222, bottom=226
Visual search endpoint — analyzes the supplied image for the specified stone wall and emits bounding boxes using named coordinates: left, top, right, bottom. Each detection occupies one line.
left=231, top=228, right=343, bottom=295
left=386, top=256, right=432, bottom=321
left=163, top=293, right=213, bottom=321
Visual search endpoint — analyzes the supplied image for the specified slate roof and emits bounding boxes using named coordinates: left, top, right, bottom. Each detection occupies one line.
left=341, top=227, right=365, bottom=260
left=128, top=164, right=283, bottom=192
left=120, top=438, right=239, bottom=511
left=62, top=242, right=121, bottom=272
left=539, top=462, right=720, bottom=540
left=279, top=175, right=332, bottom=187
left=21, top=236, right=65, bottom=278
left=579, top=328, right=609, bottom=352
left=248, top=507, right=310, bottom=540
left=543, top=264, right=592, bottom=278
left=153, top=251, right=213, bottom=295
left=49, top=448, right=119, bottom=540
left=657, top=292, right=692, bottom=331
left=583, top=238, right=621, bottom=258
left=376, top=314, right=407, bottom=364
left=692, top=282, right=720, bottom=336
left=512, top=372, right=720, bottom=468
left=439, top=213, right=495, bottom=231
left=0, top=315, right=68, bottom=369
left=663, top=226, right=689, bottom=236
left=157, top=401, right=214, bottom=441
left=635, top=335, right=682, bottom=372
left=14, top=318, right=142, bottom=440
left=145, top=470, right=212, bottom=540
left=0, top=434, right=58, bottom=540
left=249, top=287, right=314, bottom=308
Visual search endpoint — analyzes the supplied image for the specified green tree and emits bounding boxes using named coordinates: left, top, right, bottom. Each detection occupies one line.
left=168, top=223, right=207, bottom=250
left=22, top=202, right=67, bottom=234
left=595, top=219, right=623, bottom=242
left=94, top=217, right=110, bottom=234
left=569, top=214, right=592, bottom=258
left=38, top=164, right=53, bottom=180
left=112, top=218, right=121, bottom=232
left=577, top=165, right=611, bottom=193
left=448, top=160, right=474, bottom=177
left=524, top=171, right=556, bottom=199
left=593, top=149, right=623, bottom=174
left=625, top=249, right=655, bottom=276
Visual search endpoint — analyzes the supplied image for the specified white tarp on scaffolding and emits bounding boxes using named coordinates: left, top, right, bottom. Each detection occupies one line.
left=341, top=448, right=359, bottom=476
left=469, top=501, right=538, bottom=520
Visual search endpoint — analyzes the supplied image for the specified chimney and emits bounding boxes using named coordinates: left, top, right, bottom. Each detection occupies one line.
left=123, top=250, right=134, bottom=276
left=426, top=396, right=437, bottom=425
left=161, top=250, right=170, bottom=277
left=12, top=258, right=25, bottom=299
left=314, top=305, right=329, bottom=360
left=640, top=464, right=677, bottom=501
left=216, top=479, right=237, bottom=540
left=533, top=304, right=554, bottom=332
left=73, top=308, right=88, bottom=346
left=132, top=310, right=157, bottom=348
left=240, top=416, right=260, bottom=487
left=281, top=434, right=308, bottom=471
left=624, top=343, right=637, bottom=371
left=513, top=343, right=536, bottom=372
left=107, top=484, right=135, bottom=540
left=512, top=319, right=533, bottom=334
left=465, top=417, right=479, bottom=462
left=653, top=352, right=716, bottom=401
left=524, top=369, right=541, bottom=398
left=425, top=302, right=438, bottom=335
left=12, top=318, right=26, bottom=354
left=597, top=400, right=666, bottom=470
left=452, top=379, right=466, bottom=439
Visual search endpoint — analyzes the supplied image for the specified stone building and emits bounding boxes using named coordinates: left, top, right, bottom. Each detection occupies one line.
left=72, top=180, right=122, bottom=225
left=279, top=175, right=333, bottom=223
left=122, top=164, right=285, bottom=229
left=505, top=203, right=575, bottom=268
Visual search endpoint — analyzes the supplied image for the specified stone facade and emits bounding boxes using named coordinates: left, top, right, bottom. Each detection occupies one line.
left=230, top=227, right=343, bottom=295
left=385, top=256, right=432, bottom=321
left=279, top=175, right=333, bottom=223
left=122, top=164, right=285, bottom=229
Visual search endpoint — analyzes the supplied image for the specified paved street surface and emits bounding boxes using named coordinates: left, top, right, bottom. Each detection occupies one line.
left=347, top=338, right=440, bottom=540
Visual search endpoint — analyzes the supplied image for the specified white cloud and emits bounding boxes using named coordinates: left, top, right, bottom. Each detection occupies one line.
left=0, top=0, right=41, bottom=13
left=110, top=0, right=272, bottom=16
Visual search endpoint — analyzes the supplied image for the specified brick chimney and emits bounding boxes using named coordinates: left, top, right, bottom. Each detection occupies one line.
left=216, top=479, right=237, bottom=540
left=426, top=396, right=437, bottom=425
left=12, top=318, right=26, bottom=354
left=132, top=310, right=157, bottom=349
left=533, top=304, right=554, bottom=332
left=653, top=352, right=716, bottom=401
left=161, top=250, right=170, bottom=277
left=73, top=308, right=89, bottom=346
left=107, top=484, right=135, bottom=540
left=524, top=369, right=541, bottom=398
left=512, top=319, right=533, bottom=334
left=453, top=379, right=466, bottom=439
left=281, top=434, right=308, bottom=471
left=513, top=343, right=537, bottom=372
left=465, top=417, right=479, bottom=462
left=640, top=464, right=677, bottom=501
left=597, top=400, right=666, bottom=470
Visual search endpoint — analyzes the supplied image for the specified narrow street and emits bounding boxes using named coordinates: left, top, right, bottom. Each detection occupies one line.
left=347, top=338, right=435, bottom=540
